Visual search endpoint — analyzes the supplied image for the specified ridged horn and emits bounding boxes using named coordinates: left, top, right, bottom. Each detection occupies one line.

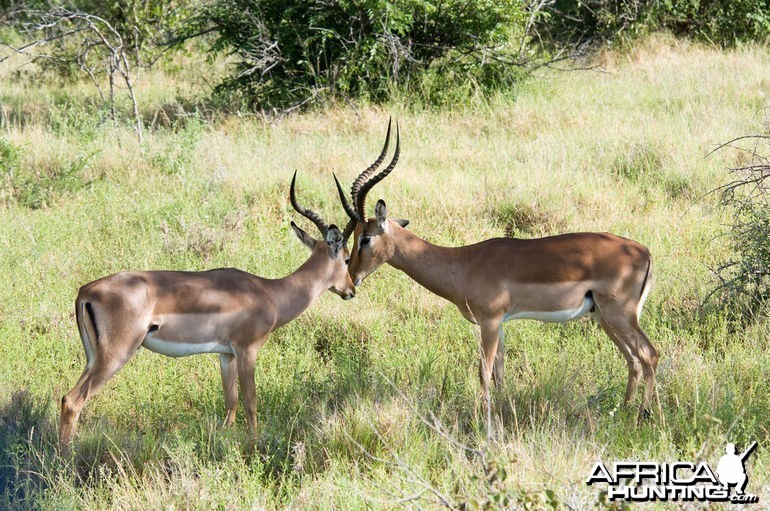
left=355, top=121, right=399, bottom=220
left=290, top=170, right=328, bottom=235
left=350, top=117, right=392, bottom=209
left=334, top=173, right=359, bottom=241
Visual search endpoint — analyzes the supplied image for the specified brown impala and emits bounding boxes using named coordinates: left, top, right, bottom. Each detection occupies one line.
left=334, top=120, right=658, bottom=425
left=59, top=173, right=355, bottom=451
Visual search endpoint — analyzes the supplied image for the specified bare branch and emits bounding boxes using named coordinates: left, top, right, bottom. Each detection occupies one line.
left=5, top=7, right=146, bottom=143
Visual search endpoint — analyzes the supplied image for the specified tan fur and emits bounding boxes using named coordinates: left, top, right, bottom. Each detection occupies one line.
left=349, top=217, right=658, bottom=420
left=59, top=231, right=354, bottom=452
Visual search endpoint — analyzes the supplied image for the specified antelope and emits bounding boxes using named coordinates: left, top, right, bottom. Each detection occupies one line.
left=59, top=172, right=355, bottom=451
left=334, top=120, right=658, bottom=425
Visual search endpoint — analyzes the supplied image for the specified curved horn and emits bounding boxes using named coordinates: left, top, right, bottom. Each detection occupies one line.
left=334, top=173, right=359, bottom=221
left=341, top=218, right=357, bottom=243
left=290, top=170, right=328, bottom=235
left=350, top=117, right=392, bottom=206
left=334, top=173, right=359, bottom=241
left=355, top=121, right=399, bottom=220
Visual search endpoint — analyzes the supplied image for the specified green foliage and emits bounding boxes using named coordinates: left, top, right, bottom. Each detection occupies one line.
left=1, top=147, right=97, bottom=210
left=149, top=117, right=205, bottom=176
left=538, top=0, right=652, bottom=45
left=709, top=139, right=770, bottom=321
left=611, top=142, right=665, bottom=182
left=0, top=391, right=53, bottom=509
left=198, top=0, right=528, bottom=109
left=538, top=0, right=770, bottom=47
left=491, top=201, right=566, bottom=238
left=460, top=456, right=561, bottom=510
left=658, top=0, right=770, bottom=45
left=0, top=137, right=22, bottom=175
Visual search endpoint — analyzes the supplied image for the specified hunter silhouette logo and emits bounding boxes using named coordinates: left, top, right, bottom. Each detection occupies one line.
left=586, top=441, right=759, bottom=504
left=716, top=441, right=757, bottom=495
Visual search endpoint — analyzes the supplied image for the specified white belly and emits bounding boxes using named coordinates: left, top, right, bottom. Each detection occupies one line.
left=142, top=333, right=233, bottom=357
left=504, top=295, right=594, bottom=323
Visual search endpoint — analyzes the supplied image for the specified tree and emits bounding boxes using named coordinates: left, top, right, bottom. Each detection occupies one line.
left=1, top=1, right=193, bottom=143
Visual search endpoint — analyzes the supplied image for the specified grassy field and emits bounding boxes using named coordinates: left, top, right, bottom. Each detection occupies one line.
left=1, top=34, right=769, bottom=509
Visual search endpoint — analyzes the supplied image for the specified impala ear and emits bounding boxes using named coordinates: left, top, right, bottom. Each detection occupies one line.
left=325, top=224, right=344, bottom=257
left=291, top=221, right=315, bottom=250
left=375, top=199, right=407, bottom=228
left=374, top=199, right=387, bottom=226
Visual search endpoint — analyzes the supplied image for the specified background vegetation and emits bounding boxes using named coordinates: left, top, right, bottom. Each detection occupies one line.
left=1, top=1, right=769, bottom=509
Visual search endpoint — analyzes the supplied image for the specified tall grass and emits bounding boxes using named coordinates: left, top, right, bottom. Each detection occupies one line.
left=1, top=34, right=769, bottom=509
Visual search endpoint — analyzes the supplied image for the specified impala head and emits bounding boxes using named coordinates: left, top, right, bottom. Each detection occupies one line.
left=290, top=171, right=356, bottom=300
left=335, top=119, right=409, bottom=286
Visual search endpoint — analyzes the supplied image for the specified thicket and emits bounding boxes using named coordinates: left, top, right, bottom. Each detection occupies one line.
left=192, top=0, right=535, bottom=110
left=709, top=136, right=770, bottom=322
left=3, top=1, right=770, bottom=111
left=539, top=0, right=770, bottom=47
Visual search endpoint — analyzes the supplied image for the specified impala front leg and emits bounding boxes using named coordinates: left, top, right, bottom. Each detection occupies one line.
left=219, top=354, right=238, bottom=428
left=478, top=318, right=502, bottom=434
left=235, top=342, right=262, bottom=438
left=493, top=325, right=505, bottom=387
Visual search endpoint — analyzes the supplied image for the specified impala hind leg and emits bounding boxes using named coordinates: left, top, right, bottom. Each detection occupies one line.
left=59, top=345, right=140, bottom=452
left=594, top=301, right=658, bottom=416
left=219, top=354, right=239, bottom=427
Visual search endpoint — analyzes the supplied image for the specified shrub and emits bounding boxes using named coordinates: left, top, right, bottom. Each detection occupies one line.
left=708, top=135, right=770, bottom=321
left=0, top=141, right=96, bottom=210
left=195, top=0, right=530, bottom=110
left=538, top=0, right=770, bottom=47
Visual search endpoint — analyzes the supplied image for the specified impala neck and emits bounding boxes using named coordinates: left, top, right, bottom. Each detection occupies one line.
left=267, top=251, right=333, bottom=328
left=388, top=226, right=467, bottom=305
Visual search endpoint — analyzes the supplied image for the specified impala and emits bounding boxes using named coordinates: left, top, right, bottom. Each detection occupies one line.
left=59, top=173, right=355, bottom=451
left=334, top=120, right=658, bottom=423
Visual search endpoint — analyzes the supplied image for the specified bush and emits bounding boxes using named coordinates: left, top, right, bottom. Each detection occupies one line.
left=708, top=135, right=770, bottom=321
left=0, top=139, right=96, bottom=210
left=658, top=0, right=770, bottom=46
left=196, top=0, right=530, bottom=110
left=538, top=0, right=770, bottom=47
left=538, top=0, right=652, bottom=46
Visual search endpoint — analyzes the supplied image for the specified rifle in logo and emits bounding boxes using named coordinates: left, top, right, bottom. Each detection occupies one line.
left=716, top=441, right=758, bottom=495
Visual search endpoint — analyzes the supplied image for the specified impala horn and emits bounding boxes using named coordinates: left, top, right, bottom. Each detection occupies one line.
left=334, top=118, right=400, bottom=240
left=350, top=117, right=392, bottom=208
left=353, top=121, right=399, bottom=221
left=335, top=173, right=358, bottom=241
left=290, top=170, right=329, bottom=235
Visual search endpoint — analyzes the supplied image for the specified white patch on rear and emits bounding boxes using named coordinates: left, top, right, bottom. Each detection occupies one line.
left=142, top=333, right=233, bottom=357
left=637, top=264, right=652, bottom=320
left=78, top=302, right=95, bottom=370
left=504, top=295, right=594, bottom=323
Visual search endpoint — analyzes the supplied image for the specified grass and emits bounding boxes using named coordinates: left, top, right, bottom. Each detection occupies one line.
left=1, top=34, right=769, bottom=509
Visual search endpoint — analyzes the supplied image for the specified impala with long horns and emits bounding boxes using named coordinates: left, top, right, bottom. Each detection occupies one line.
left=59, top=173, right=355, bottom=451
left=335, top=120, right=658, bottom=422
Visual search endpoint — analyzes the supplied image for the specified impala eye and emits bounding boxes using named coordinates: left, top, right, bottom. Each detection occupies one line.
left=345, top=258, right=350, bottom=265
left=360, top=237, right=371, bottom=246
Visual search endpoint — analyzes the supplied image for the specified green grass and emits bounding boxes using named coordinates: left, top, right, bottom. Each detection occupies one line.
left=1, top=34, right=769, bottom=509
